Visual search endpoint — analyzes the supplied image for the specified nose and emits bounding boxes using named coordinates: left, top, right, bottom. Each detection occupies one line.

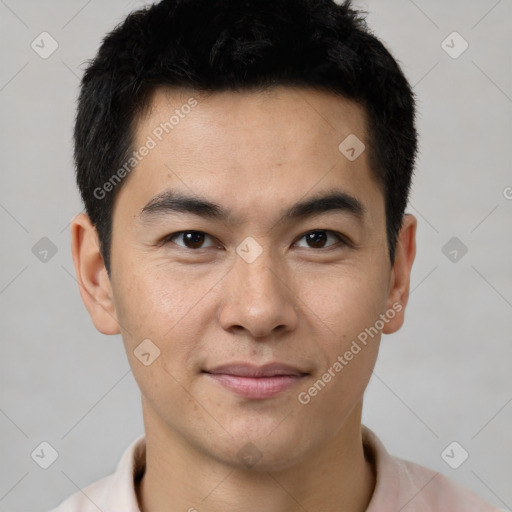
left=217, top=249, right=299, bottom=340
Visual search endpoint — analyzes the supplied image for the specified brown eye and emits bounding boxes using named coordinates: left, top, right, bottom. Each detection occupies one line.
left=295, top=230, right=345, bottom=249
left=168, top=231, right=216, bottom=249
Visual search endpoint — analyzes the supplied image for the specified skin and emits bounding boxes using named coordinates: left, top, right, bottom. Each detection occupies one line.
left=71, top=86, right=417, bottom=512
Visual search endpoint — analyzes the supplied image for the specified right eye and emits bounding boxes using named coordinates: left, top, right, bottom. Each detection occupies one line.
left=163, top=231, right=220, bottom=250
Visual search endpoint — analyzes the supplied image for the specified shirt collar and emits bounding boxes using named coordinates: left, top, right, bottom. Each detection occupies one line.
left=112, top=426, right=399, bottom=511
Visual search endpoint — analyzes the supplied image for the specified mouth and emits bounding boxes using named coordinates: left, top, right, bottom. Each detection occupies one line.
left=202, top=362, right=309, bottom=399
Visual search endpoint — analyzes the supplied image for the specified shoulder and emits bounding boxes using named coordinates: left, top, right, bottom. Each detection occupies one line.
left=362, top=426, right=501, bottom=512
left=48, top=435, right=146, bottom=512
left=394, top=457, right=501, bottom=512
left=48, top=473, right=114, bottom=512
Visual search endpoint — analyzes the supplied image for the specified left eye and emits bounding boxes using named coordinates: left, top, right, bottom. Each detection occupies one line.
left=294, top=230, right=345, bottom=249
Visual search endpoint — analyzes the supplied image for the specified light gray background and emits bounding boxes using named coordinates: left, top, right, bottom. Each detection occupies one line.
left=1, top=0, right=511, bottom=510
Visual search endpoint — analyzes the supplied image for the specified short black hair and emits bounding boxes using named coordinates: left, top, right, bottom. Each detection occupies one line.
left=74, top=0, right=417, bottom=275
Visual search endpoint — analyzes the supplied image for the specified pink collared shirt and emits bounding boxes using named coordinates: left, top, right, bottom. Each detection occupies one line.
left=50, top=426, right=500, bottom=511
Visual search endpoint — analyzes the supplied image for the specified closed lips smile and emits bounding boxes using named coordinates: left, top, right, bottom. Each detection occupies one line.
left=203, top=363, right=309, bottom=399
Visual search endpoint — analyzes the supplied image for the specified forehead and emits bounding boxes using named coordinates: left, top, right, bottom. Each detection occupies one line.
left=138, top=86, right=368, bottom=151
left=118, top=86, right=383, bottom=227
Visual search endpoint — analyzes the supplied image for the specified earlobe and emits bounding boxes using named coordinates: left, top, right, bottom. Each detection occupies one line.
left=382, top=213, right=417, bottom=335
left=70, top=213, right=120, bottom=335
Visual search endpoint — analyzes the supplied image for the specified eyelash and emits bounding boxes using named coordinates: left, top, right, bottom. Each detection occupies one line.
left=161, top=230, right=351, bottom=251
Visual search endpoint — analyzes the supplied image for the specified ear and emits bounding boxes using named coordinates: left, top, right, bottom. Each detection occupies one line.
left=70, top=213, right=120, bottom=335
left=382, top=213, right=417, bottom=335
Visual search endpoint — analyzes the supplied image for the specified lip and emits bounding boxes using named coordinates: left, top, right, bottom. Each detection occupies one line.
left=203, top=363, right=309, bottom=399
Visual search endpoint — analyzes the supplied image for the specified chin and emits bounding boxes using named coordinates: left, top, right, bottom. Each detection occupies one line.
left=210, top=418, right=316, bottom=473
left=217, top=439, right=311, bottom=473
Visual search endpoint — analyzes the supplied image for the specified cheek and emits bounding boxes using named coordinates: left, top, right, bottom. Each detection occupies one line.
left=111, top=268, right=204, bottom=414
left=297, top=262, right=389, bottom=345
left=111, top=260, right=222, bottom=375
left=293, top=263, right=388, bottom=403
left=113, top=259, right=201, bottom=336
left=294, top=270, right=385, bottom=422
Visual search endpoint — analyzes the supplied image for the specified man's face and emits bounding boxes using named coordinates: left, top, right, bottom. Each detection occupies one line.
left=105, top=87, right=402, bottom=470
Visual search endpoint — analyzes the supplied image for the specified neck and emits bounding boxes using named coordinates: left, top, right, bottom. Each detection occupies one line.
left=137, top=401, right=375, bottom=512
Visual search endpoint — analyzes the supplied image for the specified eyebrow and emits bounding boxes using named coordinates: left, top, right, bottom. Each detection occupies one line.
left=139, top=189, right=366, bottom=227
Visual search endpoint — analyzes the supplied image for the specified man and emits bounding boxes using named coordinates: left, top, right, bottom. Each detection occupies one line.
left=53, top=0, right=499, bottom=510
